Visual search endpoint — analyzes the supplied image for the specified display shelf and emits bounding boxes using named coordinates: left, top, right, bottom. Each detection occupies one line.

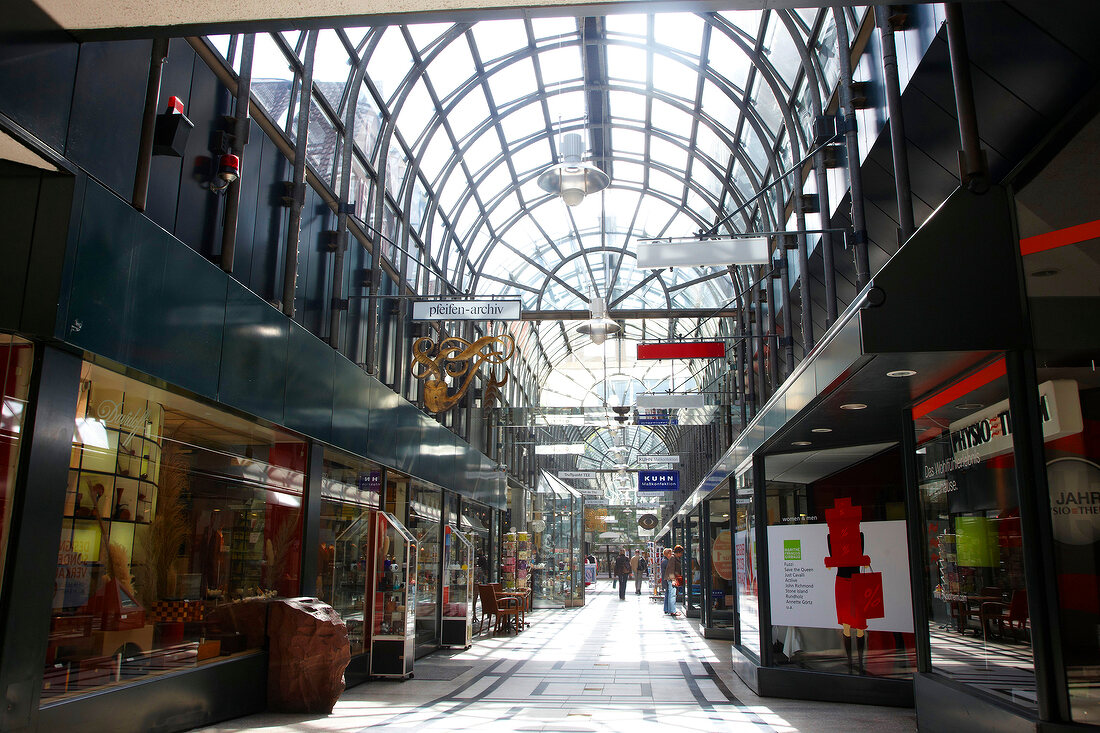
left=441, top=526, right=473, bottom=648
left=368, top=511, right=418, bottom=678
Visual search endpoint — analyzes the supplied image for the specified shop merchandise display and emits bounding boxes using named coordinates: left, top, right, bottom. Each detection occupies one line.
left=368, top=511, right=418, bottom=678
left=441, top=526, right=474, bottom=647
left=501, top=531, right=529, bottom=591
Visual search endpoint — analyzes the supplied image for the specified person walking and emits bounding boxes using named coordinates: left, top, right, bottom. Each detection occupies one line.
left=614, top=549, right=632, bottom=600
left=661, top=546, right=682, bottom=615
left=630, top=549, right=644, bottom=595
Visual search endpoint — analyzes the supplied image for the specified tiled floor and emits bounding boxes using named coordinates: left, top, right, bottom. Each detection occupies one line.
left=198, top=584, right=916, bottom=732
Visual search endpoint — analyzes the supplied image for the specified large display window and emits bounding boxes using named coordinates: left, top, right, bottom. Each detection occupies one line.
left=704, top=486, right=735, bottom=631
left=0, top=335, right=32, bottom=595
left=685, top=512, right=703, bottom=614
left=460, top=500, right=493, bottom=586
left=44, top=363, right=305, bottom=701
left=913, top=357, right=1035, bottom=710
left=318, top=449, right=382, bottom=656
left=407, top=482, right=442, bottom=651
left=1016, top=110, right=1100, bottom=724
left=764, top=445, right=915, bottom=679
left=734, top=465, right=760, bottom=658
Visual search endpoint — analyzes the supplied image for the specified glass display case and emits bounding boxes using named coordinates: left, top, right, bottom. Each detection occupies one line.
left=368, top=511, right=417, bottom=679
left=441, top=525, right=473, bottom=648
left=331, top=512, right=371, bottom=654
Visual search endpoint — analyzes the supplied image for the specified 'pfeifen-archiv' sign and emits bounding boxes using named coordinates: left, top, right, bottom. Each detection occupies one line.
left=412, top=300, right=521, bottom=321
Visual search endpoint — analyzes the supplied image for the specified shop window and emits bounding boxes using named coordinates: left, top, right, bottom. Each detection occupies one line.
left=0, top=336, right=33, bottom=594
left=407, top=482, right=442, bottom=650
left=1016, top=109, right=1100, bottom=724
left=317, top=449, right=382, bottom=657
left=765, top=445, right=915, bottom=679
left=734, top=466, right=761, bottom=658
left=705, top=487, right=735, bottom=630
left=43, top=363, right=305, bottom=701
left=913, top=358, right=1035, bottom=709
left=533, top=475, right=583, bottom=608
left=460, top=500, right=493, bottom=586
left=686, top=513, right=703, bottom=612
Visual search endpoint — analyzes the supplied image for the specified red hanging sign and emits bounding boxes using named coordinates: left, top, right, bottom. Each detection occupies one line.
left=636, top=342, right=725, bottom=360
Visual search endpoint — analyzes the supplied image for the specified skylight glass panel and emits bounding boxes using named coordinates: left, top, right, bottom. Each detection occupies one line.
left=706, top=27, right=752, bottom=91
left=305, top=98, right=338, bottom=183
left=519, top=178, right=547, bottom=205
left=531, top=17, right=578, bottom=39
left=417, top=129, right=451, bottom=183
left=647, top=167, right=686, bottom=209
left=488, top=192, right=522, bottom=230
left=605, top=14, right=648, bottom=37
left=649, top=136, right=689, bottom=174
left=614, top=161, right=645, bottom=184
left=407, top=22, right=452, bottom=52
left=545, top=90, right=585, bottom=125
left=654, top=13, right=704, bottom=56
left=650, top=100, right=694, bottom=141
left=436, top=171, right=464, bottom=215
left=815, top=15, right=841, bottom=94
left=508, top=138, right=552, bottom=177
left=344, top=28, right=370, bottom=55
left=397, top=77, right=434, bottom=145
left=720, top=10, right=763, bottom=37
left=447, top=86, right=490, bottom=142
left=537, top=46, right=583, bottom=88
left=471, top=19, right=526, bottom=64
left=367, top=27, right=413, bottom=102
left=750, top=78, right=784, bottom=133
left=313, top=29, right=352, bottom=111
left=701, top=80, right=738, bottom=132
left=762, top=15, right=802, bottom=89
left=606, top=44, right=647, bottom=85
left=634, top=196, right=676, bottom=237
left=479, top=164, right=513, bottom=205
left=613, top=127, right=645, bottom=156
left=652, top=55, right=697, bottom=103
left=692, top=165, right=723, bottom=202
left=463, top=131, right=503, bottom=176
left=501, top=101, right=547, bottom=143
left=743, top=127, right=770, bottom=174
left=487, top=56, right=538, bottom=106
left=694, top=124, right=728, bottom=168
left=251, top=34, right=296, bottom=133
left=427, top=38, right=476, bottom=102
left=609, top=91, right=646, bottom=122
left=351, top=81, right=383, bottom=158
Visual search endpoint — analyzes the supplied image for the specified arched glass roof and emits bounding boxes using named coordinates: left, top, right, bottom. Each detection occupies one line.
left=207, top=7, right=862, bottom=414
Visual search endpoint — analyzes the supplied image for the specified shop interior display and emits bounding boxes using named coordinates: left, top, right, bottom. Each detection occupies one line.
left=332, top=512, right=372, bottom=654
left=441, top=526, right=474, bottom=648
left=501, top=531, right=529, bottom=591
left=368, top=511, right=418, bottom=678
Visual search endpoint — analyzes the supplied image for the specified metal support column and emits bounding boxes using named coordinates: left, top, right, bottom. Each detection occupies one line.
left=944, top=3, right=990, bottom=193
left=220, top=34, right=254, bottom=274
left=875, top=5, right=916, bottom=242
left=281, top=31, right=317, bottom=317
left=834, top=7, right=871, bottom=288
left=132, top=38, right=170, bottom=212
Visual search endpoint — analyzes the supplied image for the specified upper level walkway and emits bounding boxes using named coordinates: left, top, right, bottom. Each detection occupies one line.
left=200, top=582, right=916, bottom=732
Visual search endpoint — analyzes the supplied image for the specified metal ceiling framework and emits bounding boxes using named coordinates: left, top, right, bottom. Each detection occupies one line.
left=204, top=6, right=861, bottom=498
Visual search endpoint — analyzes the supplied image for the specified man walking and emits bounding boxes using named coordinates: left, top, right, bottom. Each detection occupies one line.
left=614, top=548, right=631, bottom=600
left=630, top=549, right=644, bottom=595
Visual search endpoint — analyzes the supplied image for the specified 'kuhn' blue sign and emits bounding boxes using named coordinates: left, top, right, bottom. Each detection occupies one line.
left=638, top=470, right=680, bottom=492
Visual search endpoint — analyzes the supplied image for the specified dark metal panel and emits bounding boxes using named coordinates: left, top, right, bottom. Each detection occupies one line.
left=860, top=186, right=1025, bottom=354
left=0, top=169, right=38, bottom=330
left=393, top=402, right=423, bottom=474
left=218, top=278, right=289, bottom=425
left=282, top=321, right=335, bottom=443
left=65, top=179, right=137, bottom=359
left=0, top=346, right=82, bottom=732
left=247, top=134, right=291, bottom=304
left=0, top=40, right=77, bottom=153
left=230, top=117, right=264, bottom=281
left=755, top=665, right=914, bottom=708
left=66, top=40, right=151, bottom=200
left=293, top=188, right=325, bottom=333
left=173, top=58, right=230, bottom=259
left=363, top=375, right=399, bottom=466
left=37, top=652, right=267, bottom=733
left=299, top=442, right=324, bottom=597
left=143, top=37, right=194, bottom=235
left=330, top=353, right=371, bottom=457
left=128, top=216, right=227, bottom=398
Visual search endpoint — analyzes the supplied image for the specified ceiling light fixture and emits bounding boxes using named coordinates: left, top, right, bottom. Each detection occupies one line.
left=811, top=428, right=833, bottom=433
left=886, top=369, right=917, bottom=377
left=792, top=441, right=812, bottom=446
left=840, top=403, right=867, bottom=410
left=1030, top=269, right=1060, bottom=278
left=577, top=295, right=621, bottom=345
left=537, top=132, right=610, bottom=207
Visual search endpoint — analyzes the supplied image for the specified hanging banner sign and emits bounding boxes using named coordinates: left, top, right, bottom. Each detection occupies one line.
left=637, top=413, right=678, bottom=426
left=637, top=342, right=725, bottom=360
left=638, top=455, right=681, bottom=465
left=637, top=237, right=770, bottom=268
left=411, top=300, right=521, bottom=321
left=638, top=470, right=680, bottom=492
left=558, top=471, right=597, bottom=479
left=947, top=380, right=1081, bottom=465
left=637, top=393, right=706, bottom=409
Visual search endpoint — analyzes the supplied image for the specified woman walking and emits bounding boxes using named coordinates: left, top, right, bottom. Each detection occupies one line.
left=661, top=547, right=682, bottom=616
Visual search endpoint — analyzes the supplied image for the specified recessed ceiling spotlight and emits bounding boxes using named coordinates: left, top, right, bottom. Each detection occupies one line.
left=956, top=402, right=984, bottom=410
left=792, top=441, right=812, bottom=446
left=840, top=403, right=867, bottom=410
left=1030, top=269, right=1059, bottom=278
left=811, top=428, right=833, bottom=433
left=887, top=370, right=917, bottom=378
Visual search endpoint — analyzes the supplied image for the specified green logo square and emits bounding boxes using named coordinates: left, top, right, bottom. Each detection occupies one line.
left=783, top=539, right=801, bottom=561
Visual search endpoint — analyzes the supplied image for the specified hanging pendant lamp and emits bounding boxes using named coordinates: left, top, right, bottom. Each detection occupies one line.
left=577, top=295, right=621, bottom=345
left=537, top=132, right=610, bottom=206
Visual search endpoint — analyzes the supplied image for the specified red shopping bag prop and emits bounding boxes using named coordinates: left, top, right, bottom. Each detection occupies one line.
left=851, top=571, right=885, bottom=620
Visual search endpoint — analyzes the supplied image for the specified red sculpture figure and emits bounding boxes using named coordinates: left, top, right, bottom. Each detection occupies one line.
left=824, top=497, right=872, bottom=674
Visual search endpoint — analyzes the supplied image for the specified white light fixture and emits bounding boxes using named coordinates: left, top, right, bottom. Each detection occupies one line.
left=840, top=403, right=868, bottom=410
left=886, top=369, right=917, bottom=378
left=577, top=295, right=621, bottom=345
left=811, top=428, right=833, bottom=433
left=792, top=441, right=812, bottom=446
left=636, top=235, right=770, bottom=268
left=537, top=132, right=610, bottom=207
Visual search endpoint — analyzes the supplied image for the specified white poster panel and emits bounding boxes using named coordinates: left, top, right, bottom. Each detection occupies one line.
left=767, top=520, right=913, bottom=633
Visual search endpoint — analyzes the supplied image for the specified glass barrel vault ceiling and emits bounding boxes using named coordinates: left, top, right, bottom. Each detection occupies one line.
left=207, top=7, right=860, bottom=413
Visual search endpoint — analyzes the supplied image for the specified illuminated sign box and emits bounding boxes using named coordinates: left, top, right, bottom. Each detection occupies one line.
left=637, top=236, right=769, bottom=268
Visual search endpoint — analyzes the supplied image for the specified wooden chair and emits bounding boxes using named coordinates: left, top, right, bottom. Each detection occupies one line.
left=490, top=583, right=526, bottom=631
left=477, top=584, right=519, bottom=635
left=981, top=590, right=1029, bottom=641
